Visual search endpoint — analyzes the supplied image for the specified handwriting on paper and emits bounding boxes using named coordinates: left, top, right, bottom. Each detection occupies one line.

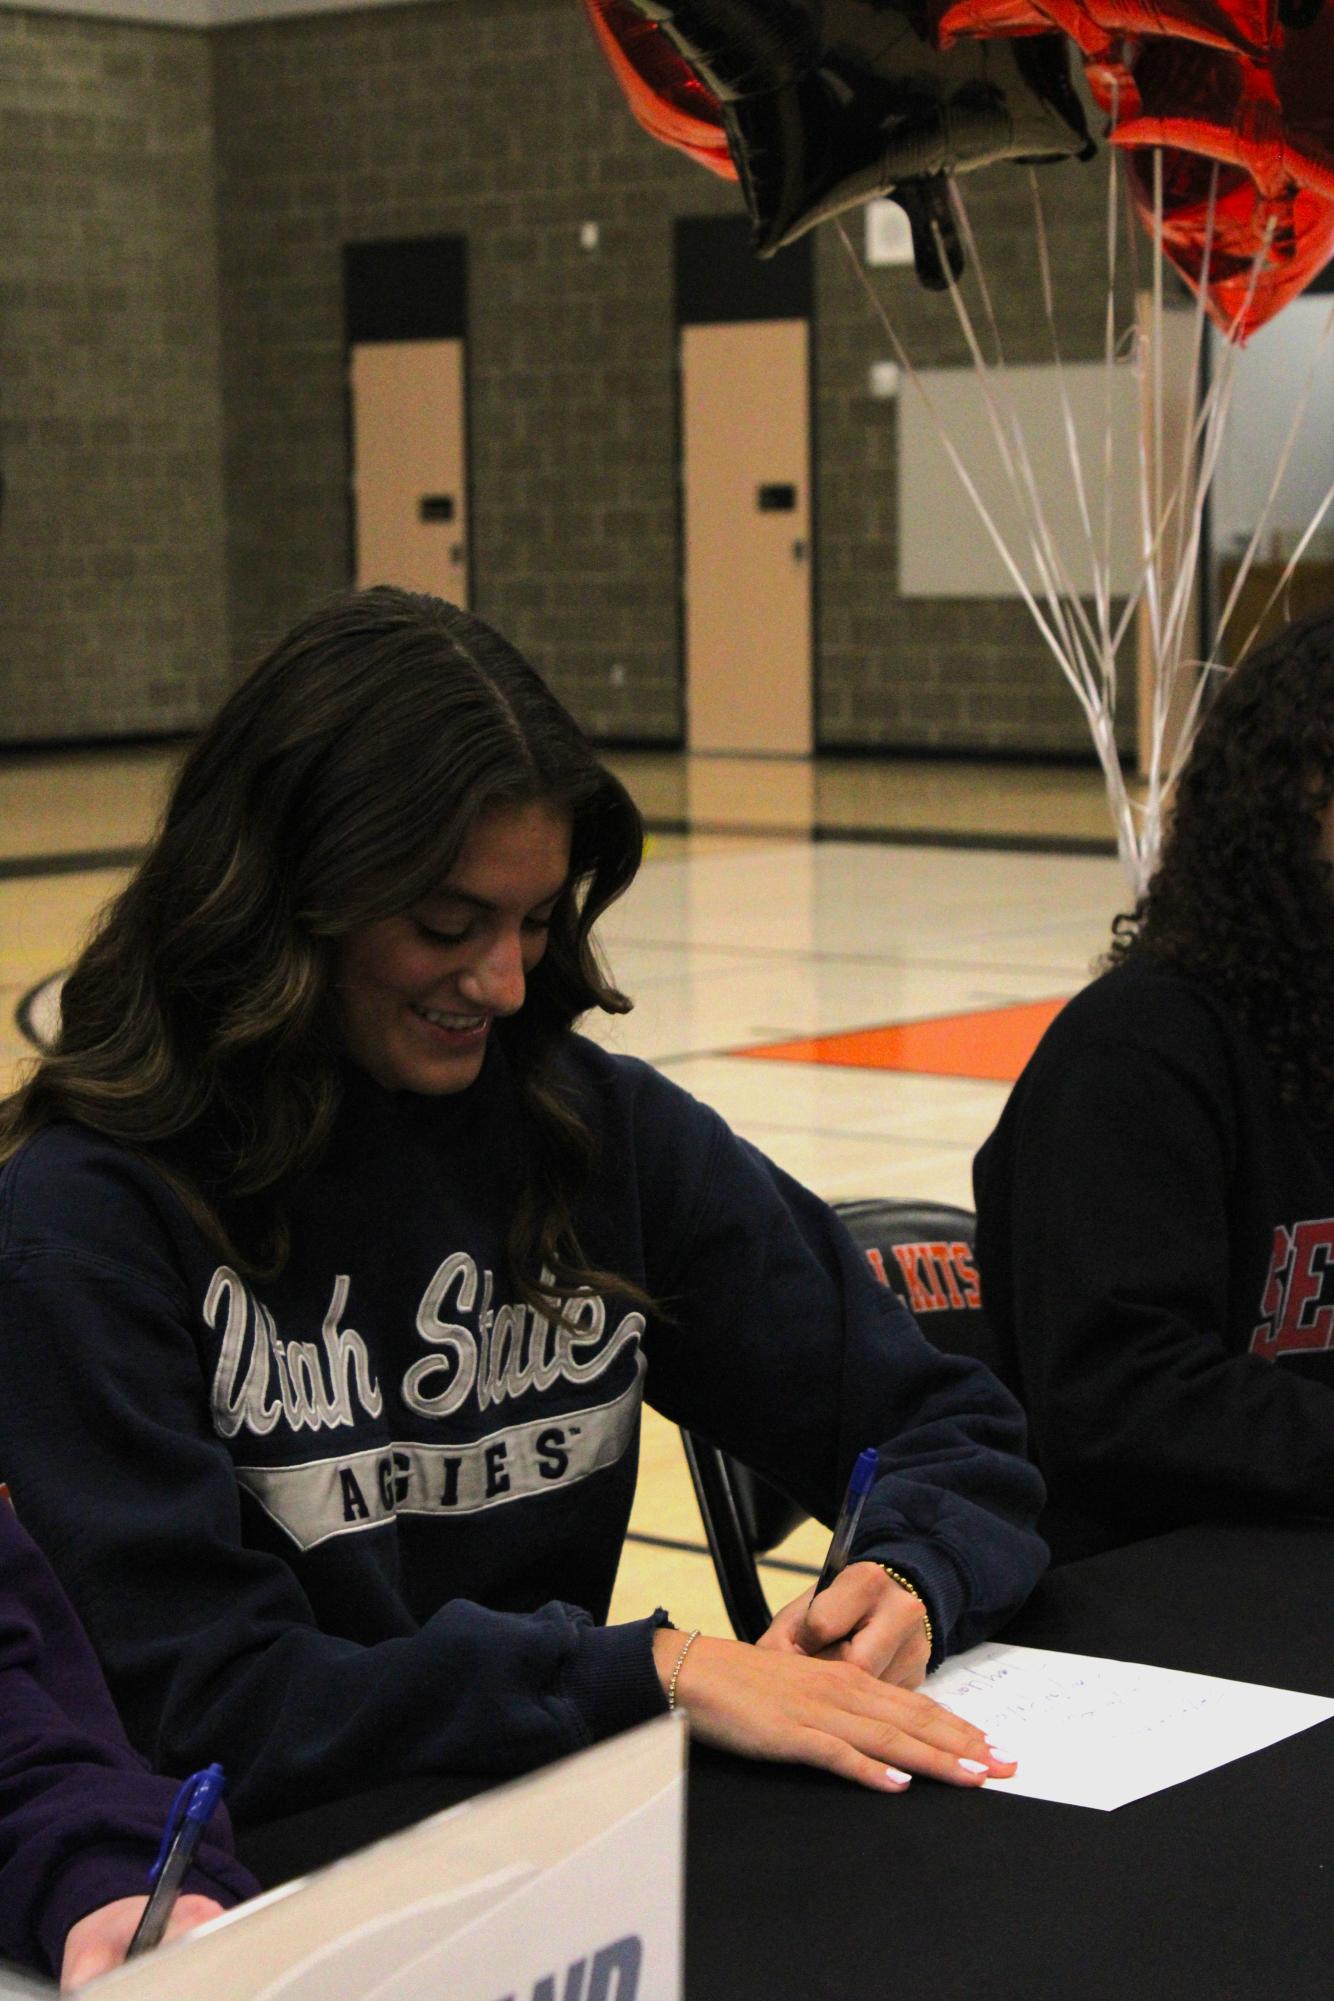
left=927, top=1643, right=1334, bottom=1811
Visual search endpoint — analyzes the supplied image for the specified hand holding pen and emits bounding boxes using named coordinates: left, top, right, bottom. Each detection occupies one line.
left=765, top=1449, right=938, bottom=1694
left=673, top=1443, right=1017, bottom=1793
left=126, top=1764, right=228, bottom=1959
left=809, top=1446, right=879, bottom=1600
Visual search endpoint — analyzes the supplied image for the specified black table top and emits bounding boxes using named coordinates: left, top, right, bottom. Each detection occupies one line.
left=685, top=1521, right=1334, bottom=2001
left=240, top=1521, right=1334, bottom=2001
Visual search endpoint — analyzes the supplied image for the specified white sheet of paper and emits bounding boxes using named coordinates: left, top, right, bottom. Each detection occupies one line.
left=927, top=1642, right=1334, bottom=1811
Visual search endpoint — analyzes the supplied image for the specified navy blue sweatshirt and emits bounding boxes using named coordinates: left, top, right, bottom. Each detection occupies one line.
left=0, top=1037, right=1045, bottom=1823
left=974, top=961, right=1334, bottom=1554
left=0, top=1504, right=255, bottom=1976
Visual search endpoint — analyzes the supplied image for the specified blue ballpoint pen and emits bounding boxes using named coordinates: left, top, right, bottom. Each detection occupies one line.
left=126, top=1763, right=227, bottom=1958
left=810, top=1447, right=879, bottom=1599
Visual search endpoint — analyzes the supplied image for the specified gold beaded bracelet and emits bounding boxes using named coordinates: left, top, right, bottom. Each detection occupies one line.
left=881, top=1566, right=934, bottom=1656
left=667, top=1628, right=701, bottom=1711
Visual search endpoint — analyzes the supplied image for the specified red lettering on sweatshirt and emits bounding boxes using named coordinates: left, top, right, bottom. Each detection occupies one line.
left=1251, top=1216, right=1334, bottom=1359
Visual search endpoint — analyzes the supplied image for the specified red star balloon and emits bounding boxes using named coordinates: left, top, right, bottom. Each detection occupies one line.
left=580, top=0, right=1092, bottom=291
left=929, top=0, right=1334, bottom=336
left=584, top=0, right=1333, bottom=336
left=580, top=0, right=736, bottom=181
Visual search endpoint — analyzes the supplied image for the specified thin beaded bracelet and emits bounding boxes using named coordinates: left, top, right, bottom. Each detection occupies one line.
left=881, top=1566, right=935, bottom=1656
left=667, top=1627, right=701, bottom=1710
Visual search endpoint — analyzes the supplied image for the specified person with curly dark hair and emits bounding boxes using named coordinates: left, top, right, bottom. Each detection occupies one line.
left=0, top=586, right=1040, bottom=1833
left=973, top=609, right=1334, bottom=1561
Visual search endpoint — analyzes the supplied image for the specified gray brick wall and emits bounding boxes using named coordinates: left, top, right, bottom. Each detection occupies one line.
left=3, top=0, right=1132, bottom=755
left=213, top=0, right=1126, bottom=753
left=0, top=9, right=229, bottom=742
left=211, top=0, right=733, bottom=737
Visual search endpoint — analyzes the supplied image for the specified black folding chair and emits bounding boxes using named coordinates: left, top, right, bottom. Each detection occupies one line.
left=680, top=1197, right=1001, bottom=1642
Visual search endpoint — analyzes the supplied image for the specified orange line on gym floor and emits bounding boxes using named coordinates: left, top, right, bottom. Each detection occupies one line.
left=735, top=997, right=1069, bottom=1083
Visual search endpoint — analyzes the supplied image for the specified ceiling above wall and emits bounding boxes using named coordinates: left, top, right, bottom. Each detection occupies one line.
left=2, top=0, right=427, bottom=25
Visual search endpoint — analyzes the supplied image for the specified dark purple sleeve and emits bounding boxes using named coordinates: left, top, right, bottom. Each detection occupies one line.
left=0, top=1507, right=257, bottom=1976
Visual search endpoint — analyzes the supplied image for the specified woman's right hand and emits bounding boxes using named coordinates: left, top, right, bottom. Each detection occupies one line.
left=651, top=1627, right=1014, bottom=1793
left=60, top=1893, right=227, bottom=1990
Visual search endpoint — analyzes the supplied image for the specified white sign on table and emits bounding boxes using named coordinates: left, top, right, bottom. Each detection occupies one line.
left=83, top=1713, right=685, bottom=2000
left=929, top=1642, right=1334, bottom=1812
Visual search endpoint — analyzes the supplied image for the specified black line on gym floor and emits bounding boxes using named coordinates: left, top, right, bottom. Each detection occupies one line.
left=1, top=825, right=1114, bottom=883
left=0, top=847, right=143, bottom=882
left=642, top=818, right=1116, bottom=857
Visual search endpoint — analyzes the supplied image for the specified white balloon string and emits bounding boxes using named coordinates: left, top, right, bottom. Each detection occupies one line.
left=1121, top=155, right=1161, bottom=697
left=937, top=198, right=1102, bottom=676
left=834, top=220, right=1083, bottom=697
left=1160, top=182, right=1223, bottom=685
left=931, top=196, right=1087, bottom=665
left=1026, top=157, right=1144, bottom=878
left=836, top=159, right=1331, bottom=894
left=1148, top=166, right=1220, bottom=792
left=1027, top=167, right=1109, bottom=652
left=1152, top=151, right=1166, bottom=646
left=1102, top=82, right=1122, bottom=672
left=1171, top=166, right=1218, bottom=594
left=1137, top=212, right=1252, bottom=850
left=1197, top=225, right=1292, bottom=658
left=1111, top=204, right=1257, bottom=670
left=1141, top=236, right=1174, bottom=871
left=838, top=212, right=1139, bottom=872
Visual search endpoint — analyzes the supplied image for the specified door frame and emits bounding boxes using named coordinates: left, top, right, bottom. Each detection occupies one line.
left=673, top=215, right=817, bottom=757
left=342, top=235, right=471, bottom=604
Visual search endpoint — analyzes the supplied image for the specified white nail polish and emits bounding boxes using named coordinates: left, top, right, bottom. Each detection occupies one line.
left=883, top=1765, right=913, bottom=1785
left=958, top=1757, right=989, bottom=1774
left=986, top=1745, right=1017, bottom=1762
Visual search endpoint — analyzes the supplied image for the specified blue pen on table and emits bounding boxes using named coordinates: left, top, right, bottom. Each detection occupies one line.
left=126, top=1763, right=227, bottom=1958
left=810, top=1447, right=879, bottom=1600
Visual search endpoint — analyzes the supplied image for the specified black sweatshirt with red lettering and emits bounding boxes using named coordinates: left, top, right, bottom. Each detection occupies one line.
left=974, top=960, right=1334, bottom=1556
left=0, top=1037, right=1044, bottom=1824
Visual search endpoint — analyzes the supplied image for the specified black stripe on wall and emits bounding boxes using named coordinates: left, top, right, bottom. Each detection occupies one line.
left=674, top=214, right=813, bottom=326
left=344, top=236, right=468, bottom=343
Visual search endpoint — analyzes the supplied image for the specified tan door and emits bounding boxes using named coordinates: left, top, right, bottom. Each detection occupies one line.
left=681, top=319, right=812, bottom=754
left=350, top=338, right=468, bottom=605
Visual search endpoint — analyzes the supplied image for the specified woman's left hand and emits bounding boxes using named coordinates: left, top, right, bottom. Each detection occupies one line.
left=758, top=1562, right=932, bottom=1689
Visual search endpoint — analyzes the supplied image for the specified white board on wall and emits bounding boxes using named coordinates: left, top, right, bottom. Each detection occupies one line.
left=897, top=360, right=1144, bottom=598
left=1210, top=295, right=1334, bottom=558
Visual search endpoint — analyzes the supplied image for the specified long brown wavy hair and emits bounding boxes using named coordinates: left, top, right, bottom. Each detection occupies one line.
left=1109, top=608, right=1334, bottom=1122
left=0, top=588, right=647, bottom=1312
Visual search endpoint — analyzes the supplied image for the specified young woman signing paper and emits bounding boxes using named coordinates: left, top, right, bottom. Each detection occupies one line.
left=0, top=589, right=1037, bottom=1821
